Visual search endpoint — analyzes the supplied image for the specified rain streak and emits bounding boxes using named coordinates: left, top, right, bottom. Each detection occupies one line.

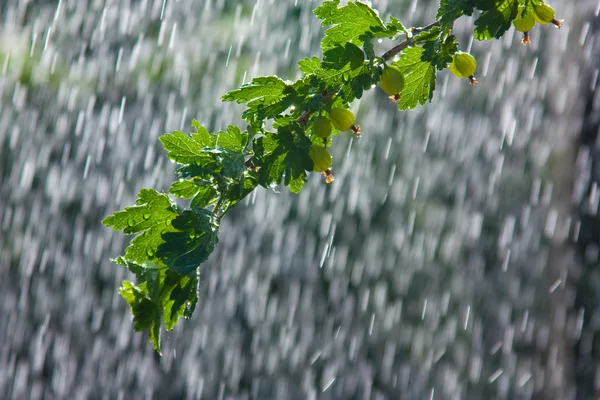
left=0, top=0, right=599, bottom=399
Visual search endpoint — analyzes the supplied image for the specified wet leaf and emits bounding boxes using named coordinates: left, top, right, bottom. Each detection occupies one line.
left=254, top=125, right=313, bottom=193
left=393, top=47, right=436, bottom=110
left=437, top=0, right=476, bottom=30
left=102, top=189, right=179, bottom=266
left=474, top=0, right=519, bottom=40
left=314, top=0, right=386, bottom=51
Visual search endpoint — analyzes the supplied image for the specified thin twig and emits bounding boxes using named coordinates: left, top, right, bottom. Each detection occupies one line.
left=382, top=20, right=441, bottom=61
left=297, top=20, right=441, bottom=125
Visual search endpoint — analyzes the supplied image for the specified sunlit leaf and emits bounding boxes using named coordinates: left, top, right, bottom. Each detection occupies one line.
left=393, top=47, right=436, bottom=110
left=474, top=0, right=519, bottom=40
left=314, top=0, right=386, bottom=51
left=102, top=189, right=179, bottom=265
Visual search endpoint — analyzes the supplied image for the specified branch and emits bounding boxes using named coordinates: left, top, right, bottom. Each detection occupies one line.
left=382, top=20, right=440, bottom=61
left=297, top=20, right=442, bottom=127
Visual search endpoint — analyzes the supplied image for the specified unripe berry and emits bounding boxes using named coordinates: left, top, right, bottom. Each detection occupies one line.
left=513, top=6, right=535, bottom=32
left=379, top=64, right=405, bottom=97
left=328, top=108, right=355, bottom=131
left=312, top=116, right=332, bottom=139
left=309, top=145, right=332, bottom=172
left=450, top=51, right=478, bottom=85
left=532, top=3, right=562, bottom=28
left=513, top=5, right=536, bottom=45
left=532, top=4, right=554, bottom=24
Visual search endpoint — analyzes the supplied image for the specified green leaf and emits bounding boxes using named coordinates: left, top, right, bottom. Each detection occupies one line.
left=175, top=164, right=217, bottom=180
left=437, top=0, right=476, bottom=30
left=190, top=185, right=219, bottom=209
left=221, top=76, right=296, bottom=121
left=413, top=26, right=442, bottom=44
left=170, top=179, right=219, bottom=211
left=253, top=125, right=313, bottom=193
left=362, top=32, right=376, bottom=63
left=422, top=31, right=459, bottom=70
left=116, top=258, right=199, bottom=351
left=474, top=0, right=518, bottom=40
left=158, top=121, right=219, bottom=168
left=393, top=47, right=436, bottom=110
left=161, top=123, right=248, bottom=185
left=190, top=119, right=215, bottom=147
left=159, top=131, right=216, bottom=166
left=299, top=57, right=322, bottom=74
left=385, top=16, right=411, bottom=37
left=221, top=150, right=246, bottom=179
left=288, top=172, right=307, bottom=194
left=223, top=172, right=259, bottom=211
left=314, top=0, right=386, bottom=51
left=169, top=180, right=202, bottom=199
left=161, top=270, right=198, bottom=330
left=242, top=173, right=259, bottom=197
left=156, top=209, right=219, bottom=276
left=307, top=64, right=362, bottom=92
left=322, top=42, right=372, bottom=101
left=216, top=125, right=248, bottom=153
left=113, top=256, right=157, bottom=284
left=102, top=189, right=179, bottom=265
left=120, top=280, right=162, bottom=353
left=299, top=42, right=371, bottom=103
left=322, top=42, right=365, bottom=70
left=344, top=68, right=373, bottom=102
left=221, top=76, right=286, bottom=103
left=302, top=91, right=328, bottom=112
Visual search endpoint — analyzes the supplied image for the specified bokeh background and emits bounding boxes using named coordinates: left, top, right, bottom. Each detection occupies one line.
left=1, top=0, right=599, bottom=399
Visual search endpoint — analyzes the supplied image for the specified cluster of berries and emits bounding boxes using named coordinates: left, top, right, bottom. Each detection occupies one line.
left=308, top=51, right=479, bottom=181
left=378, top=52, right=479, bottom=96
left=308, top=108, right=358, bottom=183
left=513, top=3, right=563, bottom=45
left=308, top=2, right=563, bottom=183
